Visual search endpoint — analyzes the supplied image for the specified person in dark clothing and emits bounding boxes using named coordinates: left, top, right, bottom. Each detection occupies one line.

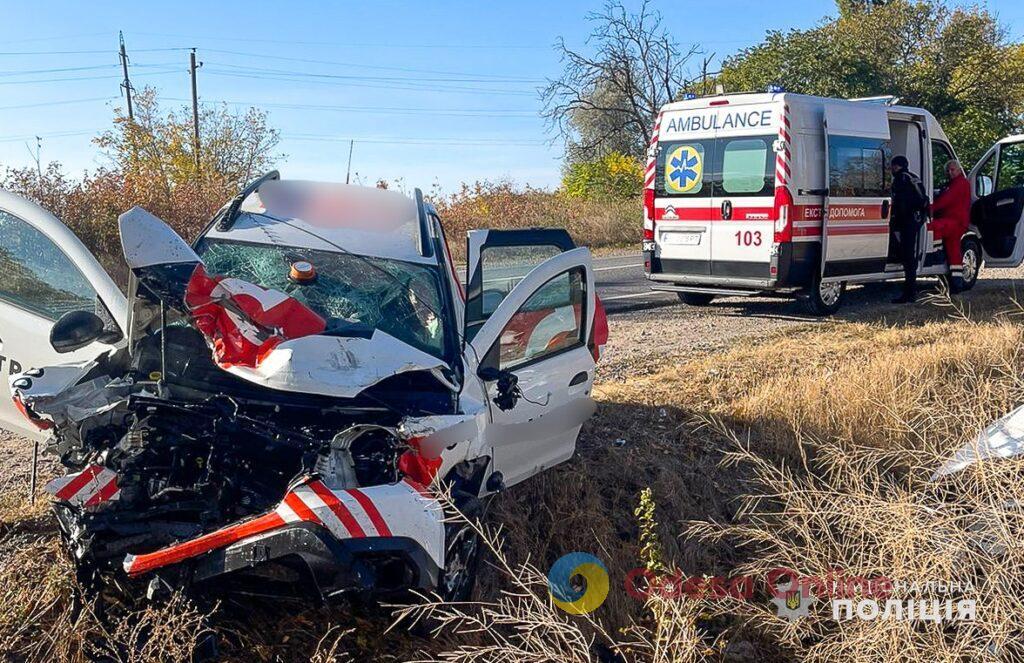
left=890, top=155, right=929, bottom=303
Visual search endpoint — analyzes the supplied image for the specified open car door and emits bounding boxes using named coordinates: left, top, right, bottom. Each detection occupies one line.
left=0, top=191, right=127, bottom=440
left=970, top=138, right=1024, bottom=268
left=465, top=231, right=596, bottom=489
left=821, top=105, right=894, bottom=280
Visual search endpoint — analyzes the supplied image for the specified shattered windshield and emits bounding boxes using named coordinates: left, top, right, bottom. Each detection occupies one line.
left=195, top=240, right=448, bottom=359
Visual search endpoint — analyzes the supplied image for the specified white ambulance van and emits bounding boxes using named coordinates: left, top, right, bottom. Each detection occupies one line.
left=642, top=92, right=1024, bottom=314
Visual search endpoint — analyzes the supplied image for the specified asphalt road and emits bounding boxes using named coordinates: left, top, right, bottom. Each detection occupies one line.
left=589, top=253, right=673, bottom=313
left=591, top=252, right=1024, bottom=317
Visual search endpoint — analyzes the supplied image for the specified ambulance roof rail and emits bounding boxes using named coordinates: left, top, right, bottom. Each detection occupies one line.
left=849, top=95, right=902, bottom=106
left=216, top=170, right=281, bottom=232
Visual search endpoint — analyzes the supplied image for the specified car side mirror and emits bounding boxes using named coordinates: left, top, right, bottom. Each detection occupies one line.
left=478, top=366, right=520, bottom=411
left=50, top=310, right=116, bottom=353
left=977, top=175, right=993, bottom=197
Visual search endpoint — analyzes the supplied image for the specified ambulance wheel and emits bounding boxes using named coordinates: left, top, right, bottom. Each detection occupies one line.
left=959, top=237, right=981, bottom=291
left=676, top=292, right=715, bottom=306
left=804, top=277, right=845, bottom=316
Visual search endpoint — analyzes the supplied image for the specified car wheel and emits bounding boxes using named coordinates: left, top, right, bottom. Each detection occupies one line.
left=676, top=292, right=715, bottom=306
left=803, top=275, right=845, bottom=316
left=438, top=494, right=483, bottom=603
left=959, top=237, right=981, bottom=291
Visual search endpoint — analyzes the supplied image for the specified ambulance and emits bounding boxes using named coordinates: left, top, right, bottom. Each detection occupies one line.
left=642, top=91, right=1024, bottom=314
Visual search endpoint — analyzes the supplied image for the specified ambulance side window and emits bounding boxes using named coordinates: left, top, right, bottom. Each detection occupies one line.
left=996, top=143, right=1024, bottom=192
left=975, top=153, right=996, bottom=197
left=931, top=141, right=955, bottom=192
left=829, top=136, right=889, bottom=197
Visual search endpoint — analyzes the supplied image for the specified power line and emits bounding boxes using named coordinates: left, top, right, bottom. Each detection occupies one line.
left=206, top=61, right=540, bottom=84
left=202, top=69, right=536, bottom=96
left=0, top=47, right=190, bottom=56
left=130, top=30, right=547, bottom=50
left=166, top=97, right=536, bottom=117
left=282, top=133, right=545, bottom=146
left=0, top=96, right=116, bottom=111
left=202, top=47, right=544, bottom=81
left=0, top=64, right=120, bottom=77
left=0, top=68, right=180, bottom=86
left=0, top=129, right=95, bottom=144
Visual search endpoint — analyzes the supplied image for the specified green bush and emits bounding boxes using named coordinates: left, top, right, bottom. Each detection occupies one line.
left=562, top=152, right=643, bottom=200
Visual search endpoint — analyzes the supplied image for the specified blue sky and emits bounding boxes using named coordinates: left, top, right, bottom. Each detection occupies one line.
left=1, top=1, right=1022, bottom=192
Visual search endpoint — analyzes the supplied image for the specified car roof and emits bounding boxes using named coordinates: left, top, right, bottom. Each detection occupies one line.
left=201, top=180, right=433, bottom=265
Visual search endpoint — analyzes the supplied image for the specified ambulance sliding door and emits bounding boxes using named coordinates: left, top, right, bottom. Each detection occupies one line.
left=821, top=105, right=892, bottom=280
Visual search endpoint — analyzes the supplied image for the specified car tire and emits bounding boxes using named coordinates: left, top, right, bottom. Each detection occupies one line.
left=676, top=292, right=715, bottom=306
left=437, top=493, right=483, bottom=603
left=803, top=274, right=845, bottom=316
left=959, top=236, right=982, bottom=291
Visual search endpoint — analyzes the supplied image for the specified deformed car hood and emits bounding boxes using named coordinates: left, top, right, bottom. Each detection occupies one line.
left=933, top=404, right=1024, bottom=479
left=222, top=331, right=447, bottom=398
left=118, top=206, right=451, bottom=399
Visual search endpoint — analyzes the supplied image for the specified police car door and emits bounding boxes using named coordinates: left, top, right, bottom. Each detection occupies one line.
left=465, top=230, right=596, bottom=489
left=0, top=191, right=127, bottom=440
left=970, top=138, right=1024, bottom=267
left=821, top=105, right=893, bottom=279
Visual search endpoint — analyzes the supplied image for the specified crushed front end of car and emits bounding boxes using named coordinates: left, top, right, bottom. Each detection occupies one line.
left=11, top=206, right=481, bottom=602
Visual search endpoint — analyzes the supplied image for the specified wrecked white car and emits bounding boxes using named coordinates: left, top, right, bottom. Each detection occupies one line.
left=0, top=173, right=608, bottom=602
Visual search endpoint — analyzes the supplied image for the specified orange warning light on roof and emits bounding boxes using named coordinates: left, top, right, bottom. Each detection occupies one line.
left=289, top=261, right=317, bottom=283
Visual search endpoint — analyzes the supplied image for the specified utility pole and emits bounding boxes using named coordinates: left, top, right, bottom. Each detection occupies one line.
left=345, top=140, right=354, bottom=184
left=119, top=31, right=134, bottom=122
left=189, top=48, right=202, bottom=171
left=25, top=136, right=41, bottom=178
left=700, top=53, right=715, bottom=96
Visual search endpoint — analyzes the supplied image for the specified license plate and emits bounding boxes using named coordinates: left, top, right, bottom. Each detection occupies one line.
left=662, top=232, right=702, bottom=246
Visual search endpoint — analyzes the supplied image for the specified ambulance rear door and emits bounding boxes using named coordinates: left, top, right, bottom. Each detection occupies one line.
left=708, top=102, right=778, bottom=279
left=653, top=108, right=715, bottom=277
left=821, top=104, right=893, bottom=279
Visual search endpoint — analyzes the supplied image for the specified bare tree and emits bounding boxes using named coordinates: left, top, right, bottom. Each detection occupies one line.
left=542, top=0, right=701, bottom=161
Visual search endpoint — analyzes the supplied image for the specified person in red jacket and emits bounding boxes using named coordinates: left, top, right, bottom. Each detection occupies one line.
left=930, top=160, right=971, bottom=291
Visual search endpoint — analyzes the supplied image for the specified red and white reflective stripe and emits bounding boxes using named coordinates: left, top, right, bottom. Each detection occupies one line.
left=775, top=104, right=791, bottom=189
left=124, top=511, right=286, bottom=576
left=123, top=478, right=430, bottom=577
left=644, top=113, right=662, bottom=190
left=46, top=465, right=120, bottom=508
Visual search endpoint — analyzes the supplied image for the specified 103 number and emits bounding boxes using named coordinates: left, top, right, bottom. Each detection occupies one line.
left=734, top=230, right=762, bottom=247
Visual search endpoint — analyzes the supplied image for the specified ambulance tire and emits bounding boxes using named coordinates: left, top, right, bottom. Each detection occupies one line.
left=958, top=236, right=981, bottom=291
left=803, top=276, right=845, bottom=316
left=676, top=292, right=715, bottom=306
